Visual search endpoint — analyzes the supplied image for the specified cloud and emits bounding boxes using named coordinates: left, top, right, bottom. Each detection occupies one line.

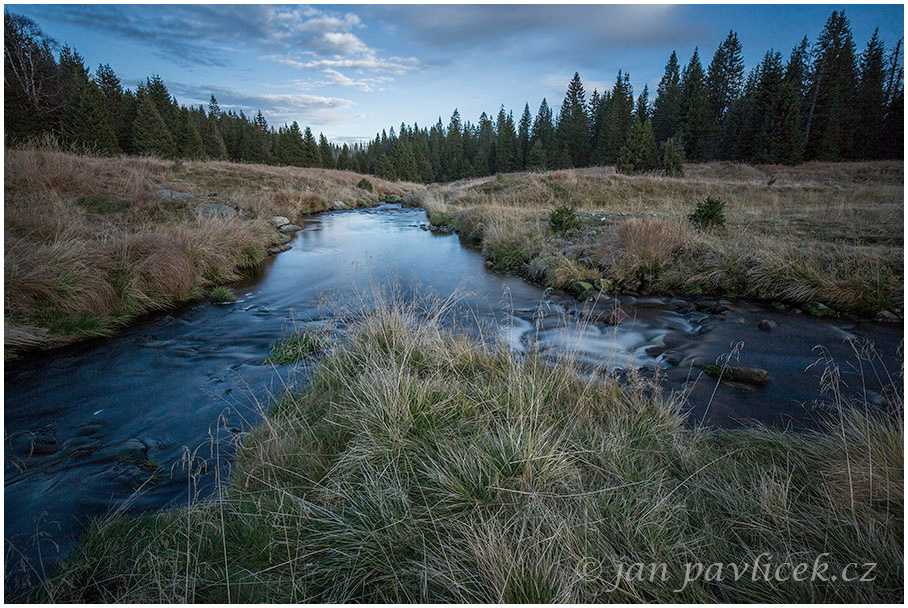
left=19, top=4, right=406, bottom=72
left=264, top=53, right=419, bottom=75
left=361, top=5, right=700, bottom=61
left=167, top=82, right=355, bottom=126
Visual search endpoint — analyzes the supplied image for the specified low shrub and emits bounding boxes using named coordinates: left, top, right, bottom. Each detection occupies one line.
left=687, top=196, right=727, bottom=229
left=548, top=205, right=580, bottom=234
left=356, top=178, right=373, bottom=192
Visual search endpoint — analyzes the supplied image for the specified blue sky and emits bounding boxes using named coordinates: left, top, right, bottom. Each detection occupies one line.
left=7, top=3, right=904, bottom=143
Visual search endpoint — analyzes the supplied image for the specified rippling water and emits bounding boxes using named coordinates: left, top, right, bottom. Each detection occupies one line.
left=4, top=204, right=901, bottom=589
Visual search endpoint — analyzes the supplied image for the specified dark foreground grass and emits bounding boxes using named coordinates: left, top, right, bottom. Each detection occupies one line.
left=33, top=301, right=903, bottom=602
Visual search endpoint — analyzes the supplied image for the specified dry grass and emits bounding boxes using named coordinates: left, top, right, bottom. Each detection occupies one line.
left=4, top=145, right=424, bottom=356
left=31, top=298, right=903, bottom=602
left=424, top=163, right=903, bottom=314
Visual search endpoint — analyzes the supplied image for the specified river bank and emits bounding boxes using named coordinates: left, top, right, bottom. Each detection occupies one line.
left=420, top=162, right=903, bottom=322
left=4, top=146, right=423, bottom=358
left=31, top=297, right=903, bottom=602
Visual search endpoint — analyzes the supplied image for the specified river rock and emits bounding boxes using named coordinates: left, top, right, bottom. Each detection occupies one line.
left=385, top=194, right=402, bottom=203
left=602, top=307, right=629, bottom=326
left=268, top=244, right=292, bottom=255
left=117, top=438, right=148, bottom=463
left=200, top=203, right=239, bottom=219
left=875, top=310, right=900, bottom=323
left=153, top=189, right=193, bottom=201
left=757, top=319, right=777, bottom=332
left=704, top=365, right=771, bottom=385
left=695, top=300, right=719, bottom=313
left=278, top=224, right=302, bottom=233
left=804, top=302, right=835, bottom=317
left=401, top=193, right=416, bottom=206
left=271, top=215, right=291, bottom=228
left=330, top=200, right=349, bottom=210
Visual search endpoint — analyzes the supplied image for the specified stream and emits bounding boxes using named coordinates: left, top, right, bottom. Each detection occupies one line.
left=4, top=204, right=902, bottom=591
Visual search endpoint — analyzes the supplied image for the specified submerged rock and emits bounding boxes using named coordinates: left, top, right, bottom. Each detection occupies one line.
left=117, top=438, right=148, bottom=463
left=703, top=365, right=771, bottom=385
left=757, top=319, right=778, bottom=332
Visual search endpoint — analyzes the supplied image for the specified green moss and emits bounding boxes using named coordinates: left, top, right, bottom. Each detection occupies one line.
left=75, top=194, right=132, bottom=214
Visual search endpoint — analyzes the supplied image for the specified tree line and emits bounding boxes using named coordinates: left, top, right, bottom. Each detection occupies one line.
left=4, top=10, right=903, bottom=182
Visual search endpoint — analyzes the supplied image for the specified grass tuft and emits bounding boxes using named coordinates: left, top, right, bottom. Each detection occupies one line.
left=264, top=332, right=322, bottom=365
left=209, top=286, right=235, bottom=303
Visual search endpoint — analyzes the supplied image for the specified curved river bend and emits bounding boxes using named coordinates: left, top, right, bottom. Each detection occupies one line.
left=5, top=205, right=901, bottom=589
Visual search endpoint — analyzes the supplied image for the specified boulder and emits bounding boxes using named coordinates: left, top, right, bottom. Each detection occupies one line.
left=153, top=189, right=193, bottom=201
left=271, top=216, right=291, bottom=228
left=278, top=224, right=302, bottom=233
left=268, top=244, right=292, bottom=255
left=385, top=194, right=402, bottom=203
left=330, top=200, right=349, bottom=210
left=199, top=203, right=239, bottom=219
left=703, top=365, right=770, bottom=385
left=401, top=193, right=416, bottom=206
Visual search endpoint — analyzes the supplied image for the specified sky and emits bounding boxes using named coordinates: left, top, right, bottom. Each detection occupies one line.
left=7, top=3, right=904, bottom=144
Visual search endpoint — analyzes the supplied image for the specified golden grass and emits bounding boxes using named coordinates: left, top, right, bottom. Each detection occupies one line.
left=31, top=298, right=903, bottom=602
left=425, top=163, right=903, bottom=314
left=4, top=146, right=424, bottom=355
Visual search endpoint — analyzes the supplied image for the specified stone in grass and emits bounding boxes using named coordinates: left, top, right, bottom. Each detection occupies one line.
left=271, top=216, right=291, bottom=228
left=703, top=365, right=770, bottom=385
left=803, top=302, right=836, bottom=318
left=265, top=332, right=322, bottom=365
left=278, top=224, right=302, bottom=233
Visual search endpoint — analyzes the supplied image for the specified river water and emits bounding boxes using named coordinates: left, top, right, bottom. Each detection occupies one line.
left=4, top=204, right=902, bottom=590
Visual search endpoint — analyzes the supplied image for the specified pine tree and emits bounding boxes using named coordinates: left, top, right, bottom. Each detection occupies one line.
left=59, top=48, right=118, bottom=154
left=337, top=143, right=351, bottom=170
left=635, top=84, right=650, bottom=122
left=597, top=71, right=634, bottom=164
left=132, top=95, right=176, bottom=158
left=679, top=48, right=710, bottom=161
left=517, top=103, right=532, bottom=170
left=557, top=73, right=591, bottom=167
left=805, top=10, right=858, bottom=160
left=856, top=29, right=887, bottom=159
left=661, top=137, right=684, bottom=177
left=301, top=126, right=320, bottom=167
left=177, top=106, right=205, bottom=160
left=203, top=113, right=227, bottom=160
left=617, top=117, right=659, bottom=174
left=318, top=133, right=336, bottom=168
left=706, top=31, right=744, bottom=157
left=495, top=106, right=518, bottom=173
left=527, top=139, right=546, bottom=171
left=652, top=51, right=682, bottom=142
left=530, top=98, right=555, bottom=170
left=275, top=121, right=305, bottom=166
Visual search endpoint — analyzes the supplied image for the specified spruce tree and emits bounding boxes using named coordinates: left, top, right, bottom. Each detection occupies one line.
left=527, top=139, right=546, bottom=171
left=301, top=126, right=320, bottom=167
left=598, top=71, right=634, bottom=164
left=805, top=10, right=858, bottom=160
left=652, top=51, right=682, bottom=142
left=661, top=137, right=684, bottom=177
left=132, top=95, right=176, bottom=158
left=177, top=106, right=205, bottom=160
left=856, top=29, right=887, bottom=159
left=706, top=31, right=744, bottom=157
left=495, top=106, right=518, bottom=173
left=679, top=48, right=710, bottom=161
left=318, top=133, right=336, bottom=169
left=635, top=84, right=650, bottom=122
left=617, top=117, right=659, bottom=174
left=517, top=103, right=532, bottom=170
left=203, top=113, right=227, bottom=160
left=557, top=73, right=591, bottom=167
left=530, top=98, right=555, bottom=170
